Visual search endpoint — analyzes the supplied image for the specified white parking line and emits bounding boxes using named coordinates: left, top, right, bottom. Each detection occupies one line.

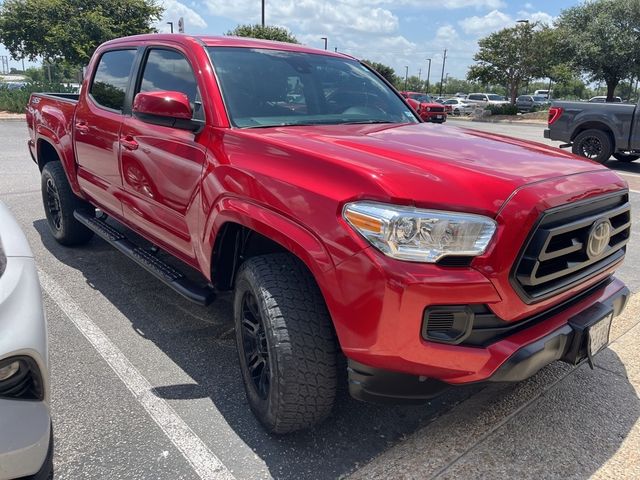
left=617, top=171, right=640, bottom=179
left=38, top=269, right=235, bottom=480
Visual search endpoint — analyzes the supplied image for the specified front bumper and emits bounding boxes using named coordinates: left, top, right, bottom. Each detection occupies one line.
left=0, top=401, right=52, bottom=480
left=348, top=281, right=629, bottom=403
left=0, top=202, right=50, bottom=479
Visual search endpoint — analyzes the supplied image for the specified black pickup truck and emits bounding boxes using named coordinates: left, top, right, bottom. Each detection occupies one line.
left=544, top=101, right=640, bottom=163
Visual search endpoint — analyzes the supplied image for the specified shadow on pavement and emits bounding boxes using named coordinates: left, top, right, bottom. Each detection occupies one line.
left=34, top=219, right=482, bottom=480
left=34, top=218, right=640, bottom=479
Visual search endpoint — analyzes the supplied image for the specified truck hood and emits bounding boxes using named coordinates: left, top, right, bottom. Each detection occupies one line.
left=239, top=122, right=608, bottom=216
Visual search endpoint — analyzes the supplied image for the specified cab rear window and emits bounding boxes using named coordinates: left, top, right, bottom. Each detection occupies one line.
left=90, top=50, right=136, bottom=111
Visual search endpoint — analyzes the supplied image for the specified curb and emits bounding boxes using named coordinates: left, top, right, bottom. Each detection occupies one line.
left=447, top=117, right=547, bottom=127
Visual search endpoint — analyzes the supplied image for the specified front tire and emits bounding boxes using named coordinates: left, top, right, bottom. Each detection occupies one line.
left=234, top=254, right=337, bottom=434
left=572, top=129, right=613, bottom=164
left=41, top=162, right=94, bottom=246
left=613, top=152, right=640, bottom=163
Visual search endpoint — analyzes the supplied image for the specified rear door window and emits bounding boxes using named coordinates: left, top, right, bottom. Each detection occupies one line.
left=90, top=50, right=136, bottom=111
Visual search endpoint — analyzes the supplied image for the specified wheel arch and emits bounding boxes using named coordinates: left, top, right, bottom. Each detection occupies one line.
left=205, top=198, right=336, bottom=294
left=35, top=133, right=83, bottom=195
left=570, top=122, right=616, bottom=149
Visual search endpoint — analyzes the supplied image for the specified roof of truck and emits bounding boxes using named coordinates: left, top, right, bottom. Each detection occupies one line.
left=103, top=34, right=354, bottom=60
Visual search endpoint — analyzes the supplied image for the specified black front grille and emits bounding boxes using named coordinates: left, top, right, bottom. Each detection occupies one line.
left=512, top=191, right=631, bottom=303
left=429, top=107, right=445, bottom=113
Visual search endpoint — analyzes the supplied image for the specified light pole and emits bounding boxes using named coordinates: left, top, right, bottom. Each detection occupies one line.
left=426, top=58, right=431, bottom=94
left=516, top=19, right=530, bottom=99
left=321, top=37, right=328, bottom=50
left=404, top=66, right=409, bottom=91
left=439, top=49, right=447, bottom=96
left=261, top=0, right=265, bottom=26
left=167, top=21, right=174, bottom=33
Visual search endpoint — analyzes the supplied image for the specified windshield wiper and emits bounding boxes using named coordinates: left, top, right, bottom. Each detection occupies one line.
left=339, top=120, right=395, bottom=125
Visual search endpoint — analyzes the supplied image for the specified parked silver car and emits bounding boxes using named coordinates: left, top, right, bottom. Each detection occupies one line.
left=466, top=93, right=510, bottom=106
left=0, top=202, right=52, bottom=480
left=442, top=98, right=475, bottom=115
left=516, top=95, right=551, bottom=112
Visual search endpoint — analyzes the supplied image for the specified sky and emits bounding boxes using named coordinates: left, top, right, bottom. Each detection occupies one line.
left=1, top=0, right=579, bottom=80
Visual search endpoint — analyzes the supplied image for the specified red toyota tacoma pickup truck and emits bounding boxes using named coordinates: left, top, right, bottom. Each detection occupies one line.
left=26, top=34, right=631, bottom=434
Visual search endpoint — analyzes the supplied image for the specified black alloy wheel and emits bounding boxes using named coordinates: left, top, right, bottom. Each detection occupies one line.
left=45, top=178, right=62, bottom=232
left=239, top=290, right=271, bottom=399
left=572, top=129, right=613, bottom=164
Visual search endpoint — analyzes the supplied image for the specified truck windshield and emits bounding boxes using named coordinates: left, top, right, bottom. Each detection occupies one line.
left=208, top=47, right=419, bottom=128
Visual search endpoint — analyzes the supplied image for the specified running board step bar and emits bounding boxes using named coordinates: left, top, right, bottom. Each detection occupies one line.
left=74, top=211, right=215, bottom=306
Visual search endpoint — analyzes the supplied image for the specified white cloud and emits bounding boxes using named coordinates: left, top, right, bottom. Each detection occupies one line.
left=458, top=9, right=512, bottom=36
left=349, top=0, right=505, bottom=9
left=159, top=0, right=208, bottom=32
left=527, top=11, right=555, bottom=25
left=435, top=24, right=459, bottom=44
left=524, top=2, right=534, bottom=9
left=205, top=0, right=398, bottom=35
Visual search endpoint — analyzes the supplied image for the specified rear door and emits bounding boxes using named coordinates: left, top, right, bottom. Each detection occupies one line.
left=119, top=46, right=207, bottom=261
left=74, top=49, right=137, bottom=215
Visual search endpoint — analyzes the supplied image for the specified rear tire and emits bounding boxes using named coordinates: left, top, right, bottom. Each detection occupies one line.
left=41, top=162, right=94, bottom=246
left=571, top=129, right=613, bottom=164
left=234, top=253, right=337, bottom=434
left=613, top=152, right=640, bottom=163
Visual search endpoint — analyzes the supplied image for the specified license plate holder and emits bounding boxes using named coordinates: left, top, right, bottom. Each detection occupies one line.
left=565, top=302, right=614, bottom=366
left=588, top=312, right=613, bottom=357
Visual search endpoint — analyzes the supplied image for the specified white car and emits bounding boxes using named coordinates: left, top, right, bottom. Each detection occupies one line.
left=442, top=98, right=475, bottom=115
left=0, top=202, right=52, bottom=480
left=466, top=93, right=510, bottom=106
left=589, top=96, right=623, bottom=103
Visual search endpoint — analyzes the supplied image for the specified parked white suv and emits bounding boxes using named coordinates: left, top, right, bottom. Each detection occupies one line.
left=0, top=202, right=52, bottom=480
left=466, top=93, right=510, bottom=106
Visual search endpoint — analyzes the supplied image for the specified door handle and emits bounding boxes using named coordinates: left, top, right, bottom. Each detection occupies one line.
left=121, top=135, right=139, bottom=151
left=75, top=122, right=89, bottom=134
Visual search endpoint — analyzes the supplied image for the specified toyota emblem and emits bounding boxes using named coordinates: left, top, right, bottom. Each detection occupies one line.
left=586, top=219, right=611, bottom=259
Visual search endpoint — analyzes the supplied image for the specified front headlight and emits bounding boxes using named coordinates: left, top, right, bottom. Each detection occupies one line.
left=343, top=202, right=497, bottom=263
left=426, top=107, right=431, bottom=112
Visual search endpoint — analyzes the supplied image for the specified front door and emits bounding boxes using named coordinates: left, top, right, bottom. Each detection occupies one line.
left=119, top=47, right=207, bottom=262
left=75, top=49, right=136, bottom=215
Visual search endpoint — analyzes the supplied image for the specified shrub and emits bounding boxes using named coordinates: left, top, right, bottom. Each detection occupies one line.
left=486, top=103, right=519, bottom=115
left=0, top=82, right=76, bottom=113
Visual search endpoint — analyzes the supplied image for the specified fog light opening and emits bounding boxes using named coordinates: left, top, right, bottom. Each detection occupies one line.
left=0, top=361, right=20, bottom=381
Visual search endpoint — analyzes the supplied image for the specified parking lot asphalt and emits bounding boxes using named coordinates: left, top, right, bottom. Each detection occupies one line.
left=1, top=118, right=638, bottom=479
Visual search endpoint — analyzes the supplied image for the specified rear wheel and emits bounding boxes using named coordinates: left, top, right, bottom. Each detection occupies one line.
left=571, top=129, right=613, bottom=164
left=234, top=253, right=337, bottom=434
left=41, top=162, right=94, bottom=246
left=613, top=152, right=640, bottom=163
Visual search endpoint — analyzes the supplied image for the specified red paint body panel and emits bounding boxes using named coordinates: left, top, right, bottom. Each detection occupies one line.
left=26, top=34, right=631, bottom=386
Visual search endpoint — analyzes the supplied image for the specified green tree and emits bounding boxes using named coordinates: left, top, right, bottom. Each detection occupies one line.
left=0, top=0, right=163, bottom=66
left=361, top=59, right=398, bottom=86
left=467, top=22, right=547, bottom=103
left=555, top=0, right=640, bottom=102
left=226, top=24, right=298, bottom=43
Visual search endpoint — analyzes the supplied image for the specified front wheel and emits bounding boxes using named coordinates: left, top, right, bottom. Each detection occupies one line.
left=234, top=254, right=337, bottom=434
left=41, top=162, right=94, bottom=246
left=571, top=129, right=613, bottom=164
left=613, top=152, right=640, bottom=163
